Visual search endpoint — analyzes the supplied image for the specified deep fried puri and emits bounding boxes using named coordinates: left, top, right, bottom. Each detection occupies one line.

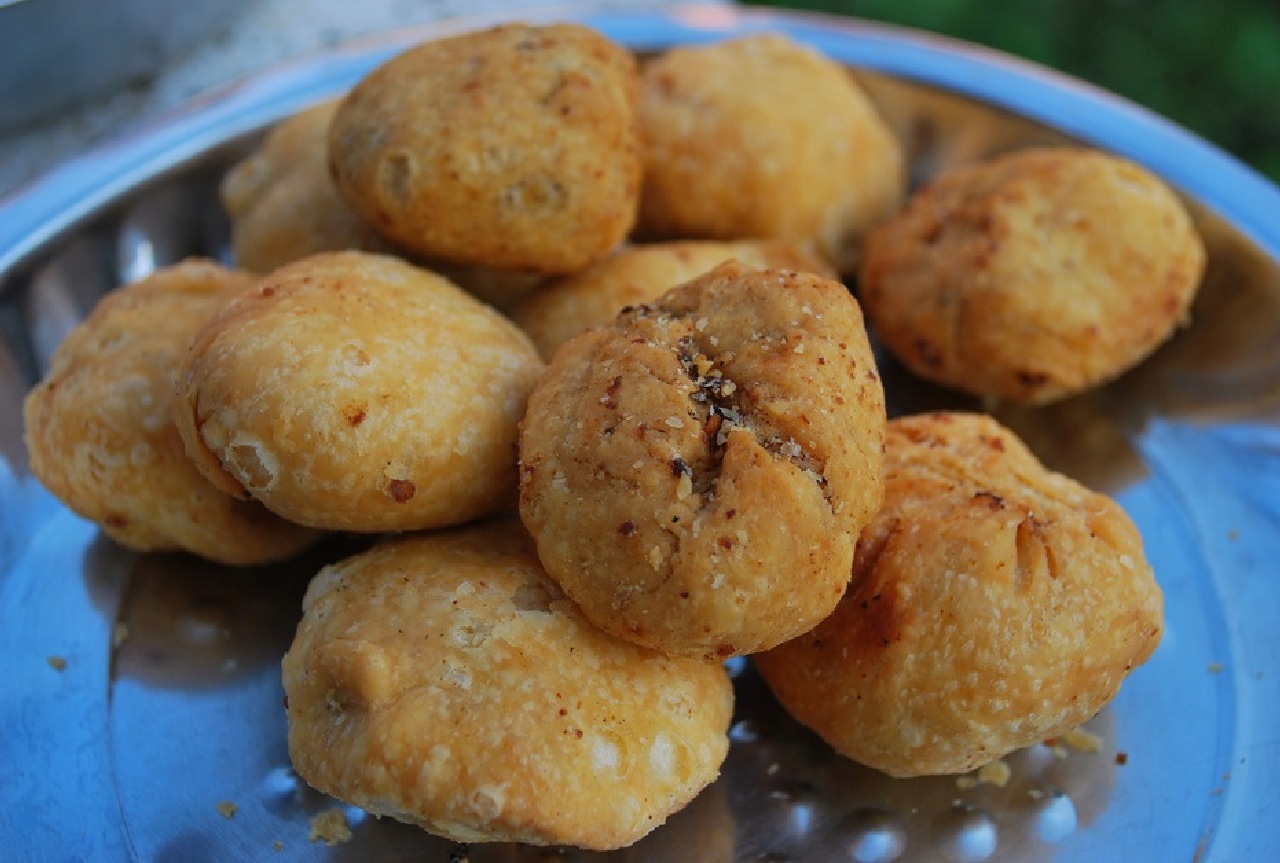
left=519, top=261, right=885, bottom=661
left=283, top=520, right=733, bottom=850
left=511, top=239, right=836, bottom=360
left=221, top=101, right=548, bottom=309
left=220, top=101, right=397, bottom=274
left=329, top=23, right=641, bottom=274
left=176, top=251, right=544, bottom=532
left=22, top=260, right=320, bottom=564
left=860, top=146, right=1206, bottom=405
left=638, top=33, right=905, bottom=272
left=754, top=412, right=1164, bottom=777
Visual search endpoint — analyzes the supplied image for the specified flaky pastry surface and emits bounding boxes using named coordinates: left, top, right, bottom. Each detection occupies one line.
left=860, top=146, right=1205, bottom=404
left=22, top=260, right=320, bottom=564
left=221, top=101, right=396, bottom=274
left=755, top=412, right=1164, bottom=776
left=176, top=251, right=544, bottom=532
left=329, top=23, right=641, bottom=274
left=519, top=261, right=885, bottom=660
left=283, top=521, right=733, bottom=850
left=638, top=33, right=905, bottom=272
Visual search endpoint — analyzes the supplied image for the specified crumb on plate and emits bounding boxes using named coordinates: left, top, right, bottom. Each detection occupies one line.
left=1062, top=727, right=1103, bottom=753
left=309, top=807, right=353, bottom=846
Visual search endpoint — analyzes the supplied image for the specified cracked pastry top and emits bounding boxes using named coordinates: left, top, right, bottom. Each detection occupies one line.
left=328, top=23, right=642, bottom=275
left=637, top=33, right=905, bottom=273
left=175, top=250, right=545, bottom=533
left=754, top=411, right=1164, bottom=777
left=517, top=261, right=886, bottom=661
left=859, top=146, right=1206, bottom=405
left=282, top=520, right=733, bottom=851
left=22, top=259, right=321, bottom=565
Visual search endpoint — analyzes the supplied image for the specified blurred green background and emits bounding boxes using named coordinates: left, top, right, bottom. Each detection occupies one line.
left=748, top=0, right=1280, bottom=185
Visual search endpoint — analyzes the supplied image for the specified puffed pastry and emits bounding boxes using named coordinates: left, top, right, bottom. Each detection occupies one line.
left=519, top=261, right=885, bottom=660
left=283, top=520, right=734, bottom=850
left=860, top=146, right=1205, bottom=404
left=754, top=412, right=1164, bottom=777
left=329, top=23, right=642, bottom=274
left=638, top=33, right=905, bottom=271
left=23, top=260, right=320, bottom=564
left=176, top=251, right=544, bottom=532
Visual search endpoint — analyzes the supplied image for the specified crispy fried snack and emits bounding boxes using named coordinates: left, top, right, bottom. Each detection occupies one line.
left=220, top=100, right=396, bottom=274
left=176, top=251, right=544, bottom=532
left=329, top=23, right=641, bottom=274
left=860, top=147, right=1206, bottom=404
left=638, top=33, right=904, bottom=272
left=754, top=412, right=1164, bottom=777
left=519, top=261, right=885, bottom=660
left=221, top=101, right=549, bottom=309
left=22, top=260, right=320, bottom=564
left=511, top=239, right=835, bottom=360
left=283, top=521, right=733, bottom=850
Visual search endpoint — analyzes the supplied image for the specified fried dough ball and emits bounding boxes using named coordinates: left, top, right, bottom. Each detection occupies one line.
left=22, top=260, right=320, bottom=565
left=220, top=102, right=548, bottom=309
left=754, top=412, right=1164, bottom=777
left=220, top=101, right=397, bottom=273
left=511, top=239, right=836, bottom=360
left=860, top=146, right=1206, bottom=405
left=283, top=520, right=733, bottom=850
left=176, top=251, right=544, bottom=532
left=329, top=23, right=641, bottom=274
left=519, top=262, right=886, bottom=661
left=638, top=33, right=905, bottom=272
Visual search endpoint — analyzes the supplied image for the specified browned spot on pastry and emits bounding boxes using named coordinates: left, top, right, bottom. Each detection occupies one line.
left=387, top=479, right=416, bottom=503
left=1014, top=514, right=1048, bottom=586
left=104, top=512, right=129, bottom=530
left=618, top=521, right=637, bottom=536
left=1015, top=369, right=1050, bottom=388
left=345, top=404, right=368, bottom=426
left=379, top=150, right=416, bottom=205
left=972, top=490, right=1005, bottom=510
left=602, top=375, right=622, bottom=409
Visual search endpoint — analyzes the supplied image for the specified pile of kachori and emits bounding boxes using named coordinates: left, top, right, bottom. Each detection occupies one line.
left=21, top=16, right=1202, bottom=853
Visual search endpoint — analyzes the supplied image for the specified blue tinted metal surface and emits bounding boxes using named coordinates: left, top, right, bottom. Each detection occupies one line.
left=1, top=5, right=1277, bottom=861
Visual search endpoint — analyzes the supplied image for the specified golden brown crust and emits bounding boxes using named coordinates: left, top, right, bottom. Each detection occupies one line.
left=175, top=251, right=545, bottom=532
left=638, top=34, right=905, bottom=272
left=283, top=521, right=733, bottom=850
left=518, top=261, right=885, bottom=660
left=220, top=101, right=397, bottom=273
left=754, top=411, right=1164, bottom=777
left=511, top=239, right=837, bottom=360
left=22, top=260, right=320, bottom=565
left=329, top=23, right=641, bottom=274
left=859, top=146, right=1206, bottom=404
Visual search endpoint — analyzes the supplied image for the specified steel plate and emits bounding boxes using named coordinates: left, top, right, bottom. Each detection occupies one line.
left=2, top=4, right=1278, bottom=862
